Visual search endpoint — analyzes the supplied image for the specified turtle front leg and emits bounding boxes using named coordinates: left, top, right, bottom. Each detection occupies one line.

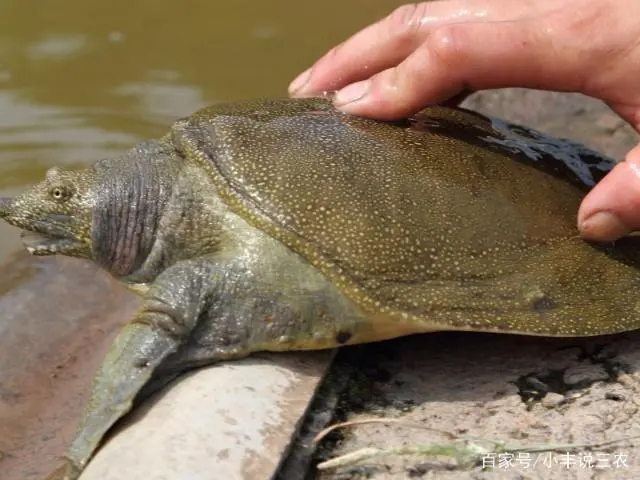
left=57, top=258, right=236, bottom=480
left=54, top=249, right=365, bottom=480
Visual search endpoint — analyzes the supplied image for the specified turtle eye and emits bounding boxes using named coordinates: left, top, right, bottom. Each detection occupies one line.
left=50, top=186, right=71, bottom=201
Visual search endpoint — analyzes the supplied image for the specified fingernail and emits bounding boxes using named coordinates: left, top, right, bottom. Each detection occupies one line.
left=579, top=211, right=629, bottom=242
left=335, top=80, right=370, bottom=105
left=289, top=68, right=312, bottom=95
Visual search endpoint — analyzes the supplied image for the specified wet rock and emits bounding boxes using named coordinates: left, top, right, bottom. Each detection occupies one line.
left=0, top=252, right=139, bottom=480
left=461, top=89, right=639, bottom=159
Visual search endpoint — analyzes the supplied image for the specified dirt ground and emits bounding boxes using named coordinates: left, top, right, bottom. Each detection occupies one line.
left=310, top=90, right=640, bottom=480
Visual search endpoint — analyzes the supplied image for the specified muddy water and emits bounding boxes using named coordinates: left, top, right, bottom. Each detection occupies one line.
left=0, top=1, right=403, bottom=478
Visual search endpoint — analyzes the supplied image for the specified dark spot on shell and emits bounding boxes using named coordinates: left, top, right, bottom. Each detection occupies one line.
left=533, top=295, right=556, bottom=313
left=335, top=331, right=352, bottom=344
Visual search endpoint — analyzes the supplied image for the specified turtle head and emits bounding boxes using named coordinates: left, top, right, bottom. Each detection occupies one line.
left=0, top=166, right=95, bottom=259
left=2, top=141, right=179, bottom=280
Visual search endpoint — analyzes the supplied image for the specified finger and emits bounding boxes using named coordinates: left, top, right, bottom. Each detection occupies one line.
left=332, top=16, right=589, bottom=120
left=578, top=145, right=640, bottom=242
left=607, top=102, right=640, bottom=133
left=289, top=0, right=542, bottom=96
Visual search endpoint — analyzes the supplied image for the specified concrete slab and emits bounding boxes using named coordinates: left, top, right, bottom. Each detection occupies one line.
left=80, top=352, right=333, bottom=480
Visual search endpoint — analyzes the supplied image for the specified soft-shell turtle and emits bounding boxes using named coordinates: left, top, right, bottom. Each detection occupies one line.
left=1, top=98, right=639, bottom=478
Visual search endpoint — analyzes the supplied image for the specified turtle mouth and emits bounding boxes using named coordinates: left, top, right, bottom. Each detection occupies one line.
left=20, top=230, right=83, bottom=256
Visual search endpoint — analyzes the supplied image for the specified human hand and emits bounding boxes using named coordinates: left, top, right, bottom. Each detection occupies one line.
left=288, top=0, right=640, bottom=242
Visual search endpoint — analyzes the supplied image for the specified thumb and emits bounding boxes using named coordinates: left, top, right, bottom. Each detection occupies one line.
left=578, top=143, right=640, bottom=242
